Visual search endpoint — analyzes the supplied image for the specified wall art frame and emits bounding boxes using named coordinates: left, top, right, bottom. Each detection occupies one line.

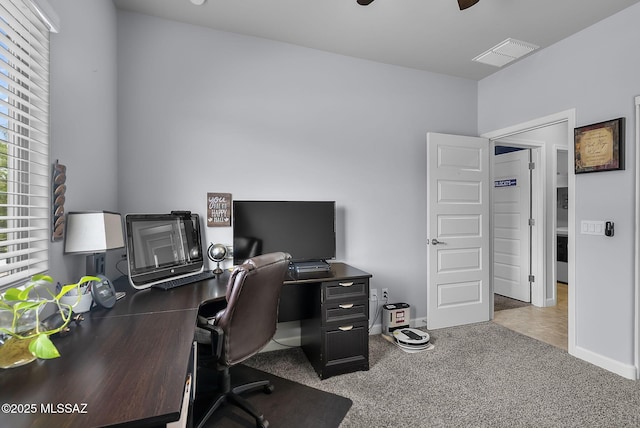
left=207, top=192, right=231, bottom=227
left=574, top=117, right=625, bottom=174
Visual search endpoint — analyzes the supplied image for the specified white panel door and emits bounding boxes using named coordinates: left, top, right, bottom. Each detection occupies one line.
left=426, top=133, right=490, bottom=329
left=493, top=149, right=531, bottom=302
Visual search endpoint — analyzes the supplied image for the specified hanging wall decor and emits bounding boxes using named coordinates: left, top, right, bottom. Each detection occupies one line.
left=574, top=117, right=625, bottom=173
left=207, top=192, right=232, bottom=227
left=51, top=161, right=67, bottom=241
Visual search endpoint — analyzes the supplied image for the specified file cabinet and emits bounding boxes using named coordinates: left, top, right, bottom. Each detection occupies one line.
left=298, top=266, right=371, bottom=379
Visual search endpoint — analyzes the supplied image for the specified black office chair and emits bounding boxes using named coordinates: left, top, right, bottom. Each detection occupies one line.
left=195, top=252, right=291, bottom=428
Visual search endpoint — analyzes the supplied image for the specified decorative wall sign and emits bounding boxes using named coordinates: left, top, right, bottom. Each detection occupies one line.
left=51, top=160, right=67, bottom=241
left=495, top=179, right=517, bottom=188
left=207, top=193, right=231, bottom=227
left=574, top=117, right=625, bottom=173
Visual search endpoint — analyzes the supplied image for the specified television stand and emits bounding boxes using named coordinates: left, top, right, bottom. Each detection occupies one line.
left=289, top=260, right=331, bottom=279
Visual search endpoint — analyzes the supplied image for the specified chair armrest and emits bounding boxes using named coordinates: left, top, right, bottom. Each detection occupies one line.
left=198, top=320, right=224, bottom=357
left=210, top=326, right=224, bottom=358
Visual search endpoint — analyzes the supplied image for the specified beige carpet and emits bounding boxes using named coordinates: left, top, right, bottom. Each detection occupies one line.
left=244, top=322, right=640, bottom=427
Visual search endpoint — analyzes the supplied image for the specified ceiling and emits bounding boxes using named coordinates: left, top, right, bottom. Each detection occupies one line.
left=112, top=0, right=640, bottom=80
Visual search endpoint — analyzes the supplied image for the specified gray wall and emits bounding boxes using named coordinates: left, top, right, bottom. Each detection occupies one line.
left=479, top=4, right=640, bottom=368
left=116, top=11, right=478, bottom=321
left=48, top=0, right=119, bottom=283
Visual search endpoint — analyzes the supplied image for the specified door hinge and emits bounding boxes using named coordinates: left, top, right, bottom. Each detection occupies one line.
left=529, top=162, right=535, bottom=170
left=528, top=218, right=535, bottom=226
left=528, top=274, right=535, bottom=282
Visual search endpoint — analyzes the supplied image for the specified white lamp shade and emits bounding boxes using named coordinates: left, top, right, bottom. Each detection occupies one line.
left=64, top=211, right=125, bottom=254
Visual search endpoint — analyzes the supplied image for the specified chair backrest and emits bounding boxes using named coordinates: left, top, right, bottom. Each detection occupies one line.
left=215, top=252, right=291, bottom=366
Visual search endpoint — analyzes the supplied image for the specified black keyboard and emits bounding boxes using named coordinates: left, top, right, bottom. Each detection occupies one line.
left=152, top=270, right=217, bottom=290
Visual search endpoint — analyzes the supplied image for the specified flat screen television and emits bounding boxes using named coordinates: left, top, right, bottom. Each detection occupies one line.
left=233, top=201, right=336, bottom=265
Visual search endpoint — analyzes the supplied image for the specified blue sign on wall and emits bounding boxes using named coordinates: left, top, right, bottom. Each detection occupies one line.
left=494, top=179, right=517, bottom=188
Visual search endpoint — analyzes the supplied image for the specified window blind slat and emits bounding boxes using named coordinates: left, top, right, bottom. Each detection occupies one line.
left=0, top=260, right=48, bottom=282
left=0, top=183, right=50, bottom=196
left=0, top=215, right=47, bottom=222
left=1, top=2, right=49, bottom=51
left=0, top=26, right=50, bottom=75
left=0, top=73, right=50, bottom=113
left=0, top=29, right=49, bottom=79
left=0, top=28, right=49, bottom=64
left=0, top=130, right=50, bottom=157
left=1, top=149, right=50, bottom=171
left=1, top=224, right=48, bottom=233
left=0, top=113, right=48, bottom=142
left=0, top=246, right=45, bottom=261
left=0, top=102, right=50, bottom=132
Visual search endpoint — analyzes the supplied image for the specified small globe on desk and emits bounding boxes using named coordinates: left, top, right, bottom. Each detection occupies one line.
left=207, top=243, right=227, bottom=274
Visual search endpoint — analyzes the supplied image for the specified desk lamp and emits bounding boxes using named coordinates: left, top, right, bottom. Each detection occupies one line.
left=64, top=211, right=125, bottom=276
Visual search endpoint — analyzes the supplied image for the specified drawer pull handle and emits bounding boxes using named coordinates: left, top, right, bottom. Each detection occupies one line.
left=339, top=282, right=354, bottom=287
left=339, top=304, right=354, bottom=309
left=339, top=325, right=354, bottom=331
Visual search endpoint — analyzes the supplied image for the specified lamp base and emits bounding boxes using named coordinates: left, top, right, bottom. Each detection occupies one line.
left=86, top=253, right=106, bottom=276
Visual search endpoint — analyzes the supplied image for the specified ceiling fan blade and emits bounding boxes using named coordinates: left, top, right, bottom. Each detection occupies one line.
left=357, top=0, right=375, bottom=5
left=458, top=0, right=480, bottom=10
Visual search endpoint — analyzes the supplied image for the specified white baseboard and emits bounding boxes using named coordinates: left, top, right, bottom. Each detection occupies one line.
left=358, top=316, right=428, bottom=337
left=572, top=345, right=637, bottom=380
left=412, top=316, right=428, bottom=329
left=369, top=323, right=382, bottom=335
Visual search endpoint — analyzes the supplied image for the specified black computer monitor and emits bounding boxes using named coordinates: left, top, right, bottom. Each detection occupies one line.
left=232, top=201, right=336, bottom=265
left=125, top=212, right=204, bottom=289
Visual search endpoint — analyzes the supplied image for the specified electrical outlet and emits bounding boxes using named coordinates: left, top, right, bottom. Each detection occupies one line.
left=382, top=288, right=389, bottom=301
left=370, top=288, right=378, bottom=301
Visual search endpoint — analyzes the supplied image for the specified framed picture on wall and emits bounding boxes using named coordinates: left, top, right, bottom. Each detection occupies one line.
left=574, top=117, right=625, bottom=173
left=207, top=192, right=231, bottom=227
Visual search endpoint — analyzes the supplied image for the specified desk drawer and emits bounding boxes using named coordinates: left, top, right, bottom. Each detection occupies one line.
left=323, top=279, right=368, bottom=302
left=320, top=321, right=369, bottom=379
left=323, top=299, right=368, bottom=325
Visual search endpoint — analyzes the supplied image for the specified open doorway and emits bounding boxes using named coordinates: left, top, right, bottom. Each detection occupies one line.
left=492, top=146, right=535, bottom=306
left=484, top=111, right=575, bottom=352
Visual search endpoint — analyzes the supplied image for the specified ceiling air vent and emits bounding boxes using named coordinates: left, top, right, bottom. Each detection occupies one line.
left=472, top=38, right=539, bottom=67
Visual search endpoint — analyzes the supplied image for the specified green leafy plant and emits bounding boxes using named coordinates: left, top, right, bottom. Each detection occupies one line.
left=0, top=274, right=99, bottom=360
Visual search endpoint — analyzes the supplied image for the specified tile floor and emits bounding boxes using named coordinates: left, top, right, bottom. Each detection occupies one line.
left=493, top=283, right=568, bottom=351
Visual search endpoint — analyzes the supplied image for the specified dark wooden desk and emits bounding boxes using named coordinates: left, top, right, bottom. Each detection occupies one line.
left=0, top=273, right=227, bottom=428
left=0, top=263, right=370, bottom=427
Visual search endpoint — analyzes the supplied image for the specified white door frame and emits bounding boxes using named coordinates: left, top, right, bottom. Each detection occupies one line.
left=634, top=96, right=640, bottom=379
left=482, top=109, right=576, bottom=355
left=553, top=145, right=569, bottom=306
left=490, top=142, right=544, bottom=307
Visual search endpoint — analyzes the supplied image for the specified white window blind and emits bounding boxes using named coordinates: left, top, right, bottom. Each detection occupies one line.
left=0, top=0, right=51, bottom=288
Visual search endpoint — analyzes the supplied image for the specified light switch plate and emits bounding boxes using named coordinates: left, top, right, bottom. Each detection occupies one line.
left=581, top=220, right=605, bottom=235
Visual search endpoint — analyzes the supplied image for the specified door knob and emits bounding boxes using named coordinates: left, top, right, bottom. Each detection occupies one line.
left=431, top=239, right=444, bottom=245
